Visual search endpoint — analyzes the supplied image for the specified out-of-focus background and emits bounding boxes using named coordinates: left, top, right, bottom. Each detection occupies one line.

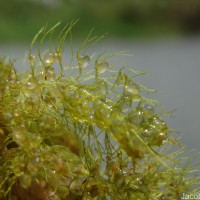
left=0, top=0, right=200, bottom=155
left=1, top=0, right=200, bottom=42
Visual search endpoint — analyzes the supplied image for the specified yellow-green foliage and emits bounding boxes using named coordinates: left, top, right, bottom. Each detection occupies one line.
left=0, top=21, right=199, bottom=200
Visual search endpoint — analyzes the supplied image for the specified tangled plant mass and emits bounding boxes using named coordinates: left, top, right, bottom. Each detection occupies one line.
left=0, top=21, right=199, bottom=199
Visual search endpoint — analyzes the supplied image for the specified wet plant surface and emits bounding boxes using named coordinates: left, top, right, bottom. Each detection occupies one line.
left=0, top=21, right=199, bottom=200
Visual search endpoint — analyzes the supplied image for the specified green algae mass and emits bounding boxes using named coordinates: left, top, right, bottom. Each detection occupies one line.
left=0, top=21, right=199, bottom=200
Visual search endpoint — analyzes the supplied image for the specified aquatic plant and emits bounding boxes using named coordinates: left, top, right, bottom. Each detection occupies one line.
left=0, top=21, right=199, bottom=200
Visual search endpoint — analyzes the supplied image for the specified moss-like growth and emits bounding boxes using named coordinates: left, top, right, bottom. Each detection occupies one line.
left=0, top=21, right=199, bottom=200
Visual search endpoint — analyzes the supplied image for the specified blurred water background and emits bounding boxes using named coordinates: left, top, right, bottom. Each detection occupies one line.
left=0, top=0, right=200, bottom=160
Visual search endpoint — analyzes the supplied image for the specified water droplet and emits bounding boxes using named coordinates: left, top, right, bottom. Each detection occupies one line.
left=141, top=103, right=154, bottom=113
left=45, top=53, right=54, bottom=65
left=95, top=60, right=109, bottom=73
left=29, top=54, right=36, bottom=66
left=125, top=81, right=140, bottom=96
left=119, top=98, right=132, bottom=113
left=30, top=93, right=39, bottom=103
left=142, top=126, right=157, bottom=141
left=38, top=67, right=56, bottom=81
left=12, top=129, right=25, bottom=146
left=159, top=132, right=165, bottom=137
left=92, top=81, right=108, bottom=97
left=127, top=110, right=144, bottom=125
left=98, top=81, right=108, bottom=96
left=39, top=70, right=45, bottom=76
left=144, top=129, right=150, bottom=135
left=53, top=50, right=62, bottom=62
left=136, top=176, right=143, bottom=185
left=13, top=109, right=20, bottom=117
left=26, top=81, right=36, bottom=89
left=150, top=132, right=166, bottom=146
left=34, top=157, right=40, bottom=163
left=153, top=117, right=167, bottom=130
left=78, top=55, right=90, bottom=69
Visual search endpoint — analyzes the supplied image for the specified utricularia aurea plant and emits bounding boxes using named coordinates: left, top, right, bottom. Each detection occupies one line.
left=0, top=21, right=199, bottom=200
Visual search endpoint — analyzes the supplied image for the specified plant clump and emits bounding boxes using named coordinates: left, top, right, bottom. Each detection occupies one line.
left=0, top=21, right=199, bottom=200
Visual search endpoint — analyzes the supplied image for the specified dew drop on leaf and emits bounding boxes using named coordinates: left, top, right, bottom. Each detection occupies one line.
left=45, top=53, right=54, bottom=65
left=125, top=81, right=140, bottom=96
left=141, top=103, right=154, bottom=113
left=34, top=157, right=40, bottom=163
left=12, top=129, right=25, bottom=146
left=78, top=55, right=90, bottom=69
left=136, top=176, right=143, bottom=185
left=153, top=117, right=167, bottom=130
left=127, top=110, right=144, bottom=126
left=13, top=109, right=20, bottom=117
left=119, top=98, right=132, bottom=113
left=95, top=60, right=109, bottom=73
left=150, top=132, right=167, bottom=146
left=92, top=81, right=108, bottom=97
left=98, top=81, right=108, bottom=96
left=53, top=51, right=62, bottom=62
left=26, top=81, right=36, bottom=89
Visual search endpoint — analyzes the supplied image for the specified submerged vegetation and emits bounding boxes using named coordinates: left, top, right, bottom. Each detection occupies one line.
left=0, top=21, right=199, bottom=199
